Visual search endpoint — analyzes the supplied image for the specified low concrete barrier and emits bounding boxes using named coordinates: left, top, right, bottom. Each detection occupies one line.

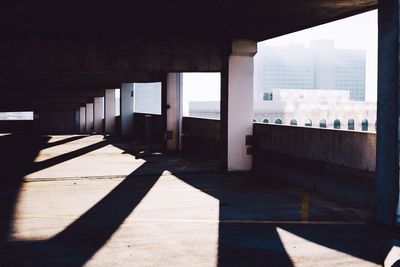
left=253, top=123, right=376, bottom=208
left=133, top=113, right=163, bottom=143
left=182, top=117, right=220, bottom=159
left=0, top=120, right=39, bottom=134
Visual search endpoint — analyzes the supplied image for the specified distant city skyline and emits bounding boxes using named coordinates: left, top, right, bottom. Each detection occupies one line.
left=255, top=39, right=366, bottom=101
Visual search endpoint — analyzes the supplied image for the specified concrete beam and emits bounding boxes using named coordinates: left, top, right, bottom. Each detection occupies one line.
left=0, top=41, right=225, bottom=74
left=1, top=2, right=376, bottom=42
left=0, top=71, right=165, bottom=93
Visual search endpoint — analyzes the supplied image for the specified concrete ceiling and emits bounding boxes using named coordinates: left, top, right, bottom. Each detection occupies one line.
left=2, top=1, right=376, bottom=41
left=0, top=1, right=377, bottom=111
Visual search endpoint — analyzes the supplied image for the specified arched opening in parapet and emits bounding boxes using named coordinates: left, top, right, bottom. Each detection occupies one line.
left=334, top=119, right=341, bottom=129
left=361, top=119, right=368, bottom=131
left=305, top=119, right=312, bottom=127
left=263, top=118, right=269, bottom=124
left=275, top=119, right=283, bottom=124
left=319, top=119, right=327, bottom=128
left=348, top=119, right=355, bottom=130
left=290, top=119, right=297, bottom=126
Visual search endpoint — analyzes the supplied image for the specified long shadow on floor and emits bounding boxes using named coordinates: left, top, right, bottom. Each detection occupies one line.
left=0, top=166, right=162, bottom=266
left=0, top=134, right=163, bottom=266
left=173, top=172, right=393, bottom=266
left=0, top=135, right=396, bottom=266
left=0, top=134, right=112, bottom=243
left=42, top=135, right=87, bottom=149
left=0, top=134, right=49, bottom=241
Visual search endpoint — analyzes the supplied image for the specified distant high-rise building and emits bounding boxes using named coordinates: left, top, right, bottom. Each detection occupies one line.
left=254, top=40, right=366, bottom=101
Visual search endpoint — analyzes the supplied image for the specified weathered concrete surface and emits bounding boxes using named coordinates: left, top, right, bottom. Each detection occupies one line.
left=25, top=135, right=220, bottom=180
left=25, top=135, right=145, bottom=180
left=0, top=134, right=396, bottom=266
left=38, top=110, right=77, bottom=135
left=253, top=124, right=376, bottom=207
left=254, top=124, right=376, bottom=172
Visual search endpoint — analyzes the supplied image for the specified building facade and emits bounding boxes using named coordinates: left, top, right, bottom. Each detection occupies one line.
left=189, top=89, right=376, bottom=132
left=254, top=40, right=366, bottom=101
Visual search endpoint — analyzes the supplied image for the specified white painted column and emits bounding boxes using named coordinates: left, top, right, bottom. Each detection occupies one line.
left=121, top=83, right=134, bottom=136
left=93, top=96, right=104, bottom=133
left=227, top=40, right=257, bottom=171
left=166, top=73, right=183, bottom=150
left=79, top=106, right=86, bottom=133
left=85, top=103, right=94, bottom=134
left=105, top=89, right=117, bottom=134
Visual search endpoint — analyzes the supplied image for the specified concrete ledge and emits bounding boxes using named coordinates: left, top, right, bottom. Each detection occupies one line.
left=254, top=123, right=376, bottom=172
left=253, top=149, right=375, bottom=209
left=182, top=117, right=221, bottom=159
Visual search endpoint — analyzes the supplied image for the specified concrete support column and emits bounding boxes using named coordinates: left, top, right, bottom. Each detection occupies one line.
left=79, top=106, right=86, bottom=134
left=166, top=73, right=183, bottom=150
left=93, top=96, right=104, bottom=133
left=74, top=109, right=80, bottom=133
left=375, top=0, right=400, bottom=225
left=227, top=40, right=257, bottom=171
left=121, top=83, right=134, bottom=136
left=105, top=89, right=117, bottom=134
left=85, top=103, right=94, bottom=134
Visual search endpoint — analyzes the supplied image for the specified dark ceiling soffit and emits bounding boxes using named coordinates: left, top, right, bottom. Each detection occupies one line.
left=257, top=5, right=377, bottom=42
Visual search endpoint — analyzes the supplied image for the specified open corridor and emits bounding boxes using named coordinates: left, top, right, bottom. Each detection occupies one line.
left=0, top=134, right=394, bottom=266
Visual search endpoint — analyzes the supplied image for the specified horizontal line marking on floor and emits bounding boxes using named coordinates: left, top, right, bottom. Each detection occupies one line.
left=24, top=171, right=223, bottom=182
left=14, top=215, right=367, bottom=225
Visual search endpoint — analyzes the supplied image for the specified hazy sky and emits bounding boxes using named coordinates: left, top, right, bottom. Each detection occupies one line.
left=260, top=10, right=377, bottom=101
left=182, top=73, right=221, bottom=115
left=182, top=10, right=378, bottom=111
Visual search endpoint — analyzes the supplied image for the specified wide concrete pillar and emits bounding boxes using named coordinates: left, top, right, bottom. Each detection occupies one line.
left=166, top=73, right=183, bottom=150
left=105, top=89, right=117, bottom=134
left=227, top=40, right=257, bottom=171
left=93, top=96, right=104, bottom=133
left=375, top=0, right=400, bottom=225
left=79, top=106, right=86, bottom=133
left=121, top=83, right=134, bottom=136
left=85, top=103, right=94, bottom=134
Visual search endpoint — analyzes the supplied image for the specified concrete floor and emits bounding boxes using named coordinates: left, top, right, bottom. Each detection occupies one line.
left=0, top=134, right=395, bottom=266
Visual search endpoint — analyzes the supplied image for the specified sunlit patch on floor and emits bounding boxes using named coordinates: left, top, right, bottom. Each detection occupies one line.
left=86, top=174, right=220, bottom=267
left=26, top=139, right=146, bottom=180
left=276, top=227, right=378, bottom=267
left=11, top=177, right=138, bottom=240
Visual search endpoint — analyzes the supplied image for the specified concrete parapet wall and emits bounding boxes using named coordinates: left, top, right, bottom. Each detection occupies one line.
left=133, top=113, right=163, bottom=143
left=182, top=117, right=220, bottom=159
left=254, top=123, right=376, bottom=172
left=39, top=110, right=77, bottom=134
left=182, top=117, right=220, bottom=141
left=0, top=120, right=39, bottom=134
left=253, top=123, right=376, bottom=208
